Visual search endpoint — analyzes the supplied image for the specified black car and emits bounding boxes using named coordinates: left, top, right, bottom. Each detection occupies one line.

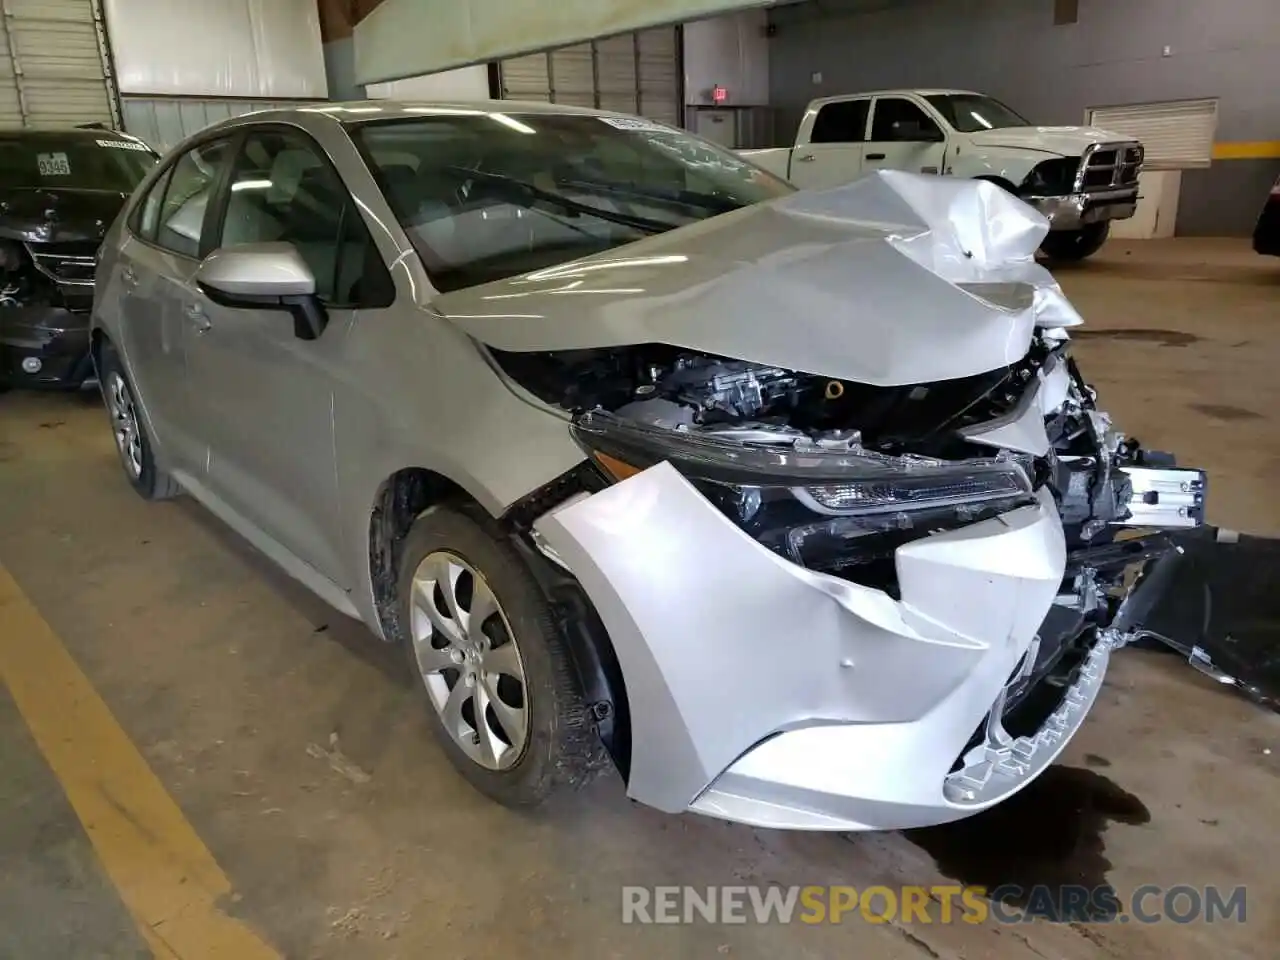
left=0, top=129, right=157, bottom=392
left=1255, top=174, right=1280, bottom=257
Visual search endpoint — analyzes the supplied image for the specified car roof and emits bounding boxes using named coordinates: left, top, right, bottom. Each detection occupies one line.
left=806, top=89, right=979, bottom=107
left=195, top=98, right=649, bottom=137
left=0, top=127, right=145, bottom=143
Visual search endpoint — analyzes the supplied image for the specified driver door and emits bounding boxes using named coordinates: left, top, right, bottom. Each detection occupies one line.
left=863, top=96, right=948, bottom=176
left=181, top=128, right=385, bottom=586
left=789, top=98, right=870, bottom=190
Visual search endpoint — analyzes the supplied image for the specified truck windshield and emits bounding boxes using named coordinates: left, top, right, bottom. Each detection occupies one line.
left=925, top=94, right=1029, bottom=133
left=351, top=111, right=793, bottom=292
left=0, top=136, right=156, bottom=192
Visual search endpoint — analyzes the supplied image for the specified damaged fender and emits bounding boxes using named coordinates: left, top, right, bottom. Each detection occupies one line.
left=535, top=461, right=1067, bottom=820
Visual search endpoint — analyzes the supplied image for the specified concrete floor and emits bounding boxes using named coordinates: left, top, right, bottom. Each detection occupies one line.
left=0, top=238, right=1277, bottom=959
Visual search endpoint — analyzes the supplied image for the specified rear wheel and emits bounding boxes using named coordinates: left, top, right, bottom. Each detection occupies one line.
left=98, top=342, right=182, bottom=500
left=1040, top=222, right=1110, bottom=261
left=397, top=506, right=604, bottom=806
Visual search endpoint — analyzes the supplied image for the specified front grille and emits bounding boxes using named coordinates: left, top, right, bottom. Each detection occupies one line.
left=25, top=240, right=98, bottom=287
left=1079, top=142, right=1143, bottom=192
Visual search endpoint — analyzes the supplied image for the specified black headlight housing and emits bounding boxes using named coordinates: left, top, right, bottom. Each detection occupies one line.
left=1020, top=157, right=1081, bottom=197
left=570, top=411, right=1038, bottom=591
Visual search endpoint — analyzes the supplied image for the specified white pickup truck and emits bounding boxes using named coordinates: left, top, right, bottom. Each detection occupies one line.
left=742, top=89, right=1144, bottom=260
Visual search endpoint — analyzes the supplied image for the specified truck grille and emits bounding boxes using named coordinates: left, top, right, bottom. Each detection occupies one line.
left=25, top=240, right=98, bottom=287
left=1079, top=143, right=1143, bottom=192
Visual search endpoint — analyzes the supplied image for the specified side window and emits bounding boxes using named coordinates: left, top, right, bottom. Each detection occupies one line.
left=810, top=100, right=870, bottom=144
left=155, top=138, right=232, bottom=258
left=132, top=165, right=174, bottom=242
left=217, top=129, right=392, bottom=308
left=870, top=98, right=942, bottom=142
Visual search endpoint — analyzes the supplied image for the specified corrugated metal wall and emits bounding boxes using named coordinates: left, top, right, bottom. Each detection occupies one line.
left=499, top=26, right=682, bottom=126
left=0, top=0, right=116, bottom=129
left=119, top=97, right=321, bottom=151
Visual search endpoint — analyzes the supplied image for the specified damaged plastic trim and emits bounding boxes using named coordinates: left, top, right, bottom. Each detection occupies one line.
left=945, top=633, right=1112, bottom=805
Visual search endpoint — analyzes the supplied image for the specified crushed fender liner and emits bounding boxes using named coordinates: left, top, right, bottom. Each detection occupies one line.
left=1132, top=527, right=1280, bottom=712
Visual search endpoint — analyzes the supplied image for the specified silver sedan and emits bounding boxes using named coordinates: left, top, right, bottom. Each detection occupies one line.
left=91, top=101, right=1203, bottom=830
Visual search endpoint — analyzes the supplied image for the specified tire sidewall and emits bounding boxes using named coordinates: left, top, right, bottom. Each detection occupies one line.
left=396, top=506, right=573, bottom=806
left=98, top=344, right=163, bottom=499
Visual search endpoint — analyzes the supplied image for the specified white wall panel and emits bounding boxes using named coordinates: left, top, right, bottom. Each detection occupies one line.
left=365, top=64, right=490, bottom=101
left=355, top=0, right=774, bottom=85
left=103, top=0, right=326, bottom=98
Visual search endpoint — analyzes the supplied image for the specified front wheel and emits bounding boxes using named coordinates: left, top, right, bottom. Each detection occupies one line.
left=397, top=505, right=605, bottom=807
left=1040, top=222, right=1110, bottom=261
left=97, top=342, right=182, bottom=500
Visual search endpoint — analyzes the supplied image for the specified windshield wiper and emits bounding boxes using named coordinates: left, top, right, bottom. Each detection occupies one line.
left=557, top=178, right=741, bottom=215
left=446, top=166, right=671, bottom=235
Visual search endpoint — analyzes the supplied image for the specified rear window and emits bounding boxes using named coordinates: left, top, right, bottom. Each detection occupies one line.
left=0, top=136, right=157, bottom=192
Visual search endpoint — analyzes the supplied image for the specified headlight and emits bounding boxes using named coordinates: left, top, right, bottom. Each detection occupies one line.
left=571, top=411, right=1036, bottom=582
left=1021, top=157, right=1080, bottom=196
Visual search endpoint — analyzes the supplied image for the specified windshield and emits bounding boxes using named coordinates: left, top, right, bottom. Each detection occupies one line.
left=924, top=94, right=1030, bottom=133
left=0, top=136, right=156, bottom=192
left=351, top=112, right=793, bottom=292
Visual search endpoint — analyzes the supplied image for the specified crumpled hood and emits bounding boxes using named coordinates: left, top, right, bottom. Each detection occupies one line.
left=0, top=186, right=128, bottom=243
left=964, top=125, right=1134, bottom=157
left=435, top=170, right=1083, bottom=388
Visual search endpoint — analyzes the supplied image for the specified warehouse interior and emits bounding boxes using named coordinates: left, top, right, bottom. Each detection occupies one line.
left=0, top=1, right=1276, bottom=958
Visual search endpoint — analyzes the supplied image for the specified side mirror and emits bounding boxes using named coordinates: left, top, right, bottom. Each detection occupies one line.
left=195, top=242, right=327, bottom=340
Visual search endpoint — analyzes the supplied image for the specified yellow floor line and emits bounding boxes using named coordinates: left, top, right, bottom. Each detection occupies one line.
left=0, top=565, right=282, bottom=960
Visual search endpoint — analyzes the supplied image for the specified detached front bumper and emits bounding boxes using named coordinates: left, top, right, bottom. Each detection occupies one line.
left=1024, top=188, right=1138, bottom=231
left=0, top=307, right=93, bottom=389
left=535, top=462, right=1108, bottom=831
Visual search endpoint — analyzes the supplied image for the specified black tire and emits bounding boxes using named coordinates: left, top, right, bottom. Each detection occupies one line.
left=1040, top=222, right=1111, bottom=261
left=97, top=341, right=182, bottom=501
left=397, top=505, right=604, bottom=807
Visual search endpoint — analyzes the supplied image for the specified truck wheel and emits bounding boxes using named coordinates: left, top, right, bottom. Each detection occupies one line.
left=1041, top=223, right=1110, bottom=261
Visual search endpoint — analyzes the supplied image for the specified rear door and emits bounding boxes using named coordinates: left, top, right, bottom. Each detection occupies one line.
left=788, top=99, right=870, bottom=189
left=181, top=126, right=394, bottom=585
left=114, top=136, right=234, bottom=472
left=864, top=96, right=948, bottom=176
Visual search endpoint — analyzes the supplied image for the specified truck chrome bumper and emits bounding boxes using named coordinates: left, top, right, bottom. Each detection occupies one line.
left=1024, top=188, right=1139, bottom=231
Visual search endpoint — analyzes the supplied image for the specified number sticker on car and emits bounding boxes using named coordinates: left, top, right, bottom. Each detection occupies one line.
left=598, top=116, right=669, bottom=133
left=96, top=138, right=152, bottom=151
left=37, top=152, right=71, bottom=177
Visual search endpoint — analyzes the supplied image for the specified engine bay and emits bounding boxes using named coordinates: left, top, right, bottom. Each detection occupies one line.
left=493, top=341, right=1049, bottom=460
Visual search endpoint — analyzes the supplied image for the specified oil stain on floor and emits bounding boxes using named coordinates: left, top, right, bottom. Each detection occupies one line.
left=903, top=766, right=1150, bottom=921
left=1189, top=403, right=1264, bottom=422
left=1072, top=328, right=1201, bottom=347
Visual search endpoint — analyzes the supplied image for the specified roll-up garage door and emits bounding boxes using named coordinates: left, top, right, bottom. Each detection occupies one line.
left=1087, top=99, right=1218, bottom=170
left=0, top=0, right=116, bottom=128
left=635, top=27, right=679, bottom=127
left=499, top=26, right=681, bottom=127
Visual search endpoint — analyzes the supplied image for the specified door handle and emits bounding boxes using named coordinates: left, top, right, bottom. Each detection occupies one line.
left=796, top=153, right=816, bottom=162
left=184, top=303, right=212, bottom=334
left=866, top=153, right=887, bottom=161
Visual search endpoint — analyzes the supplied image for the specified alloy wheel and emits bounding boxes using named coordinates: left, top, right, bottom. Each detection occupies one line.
left=409, top=550, right=530, bottom=770
left=106, top=371, right=143, bottom=479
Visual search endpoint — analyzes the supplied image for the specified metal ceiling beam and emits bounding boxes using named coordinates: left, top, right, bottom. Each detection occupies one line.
left=353, top=0, right=776, bottom=85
